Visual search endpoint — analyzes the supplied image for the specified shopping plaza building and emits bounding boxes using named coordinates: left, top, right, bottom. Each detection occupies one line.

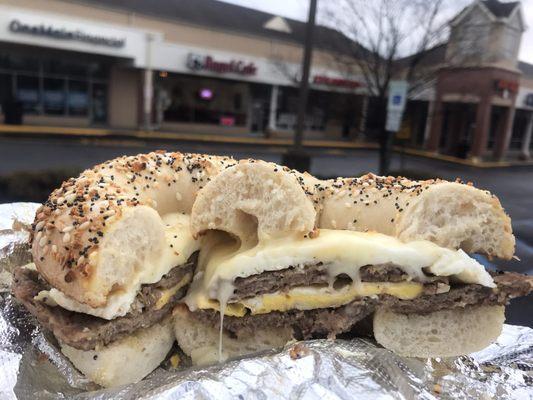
left=0, top=0, right=532, bottom=161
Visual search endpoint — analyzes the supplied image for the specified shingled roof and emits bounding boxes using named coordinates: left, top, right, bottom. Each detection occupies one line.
left=67, top=0, right=362, bottom=55
left=482, top=0, right=520, bottom=18
left=518, top=61, right=533, bottom=79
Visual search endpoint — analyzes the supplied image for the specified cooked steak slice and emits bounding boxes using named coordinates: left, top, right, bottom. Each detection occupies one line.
left=194, top=298, right=377, bottom=340
left=232, top=263, right=446, bottom=300
left=383, top=272, right=532, bottom=314
left=195, top=271, right=532, bottom=340
left=12, top=254, right=197, bottom=351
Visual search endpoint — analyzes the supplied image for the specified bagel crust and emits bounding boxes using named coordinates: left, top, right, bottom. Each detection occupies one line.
left=31, top=152, right=236, bottom=307
left=190, top=164, right=514, bottom=259
left=320, top=174, right=514, bottom=259
left=191, top=160, right=322, bottom=243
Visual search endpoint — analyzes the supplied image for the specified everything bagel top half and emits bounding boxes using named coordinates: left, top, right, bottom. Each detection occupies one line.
left=11, top=152, right=525, bottom=387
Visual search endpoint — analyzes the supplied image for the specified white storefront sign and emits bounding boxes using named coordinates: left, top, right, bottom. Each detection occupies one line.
left=0, top=6, right=154, bottom=66
left=0, top=5, right=367, bottom=92
left=515, top=86, right=533, bottom=110
left=186, top=53, right=257, bottom=76
left=152, top=41, right=296, bottom=85
left=151, top=41, right=367, bottom=91
left=7, top=18, right=126, bottom=48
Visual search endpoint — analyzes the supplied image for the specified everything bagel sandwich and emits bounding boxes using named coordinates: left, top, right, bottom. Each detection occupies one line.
left=11, top=151, right=533, bottom=385
left=176, top=161, right=532, bottom=365
left=12, top=151, right=236, bottom=387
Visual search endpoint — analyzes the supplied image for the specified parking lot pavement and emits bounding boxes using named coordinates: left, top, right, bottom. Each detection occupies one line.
left=1, top=136, right=532, bottom=326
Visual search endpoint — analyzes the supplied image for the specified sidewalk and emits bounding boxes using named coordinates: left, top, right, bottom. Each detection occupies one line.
left=1, top=123, right=533, bottom=168
left=0, top=123, right=377, bottom=148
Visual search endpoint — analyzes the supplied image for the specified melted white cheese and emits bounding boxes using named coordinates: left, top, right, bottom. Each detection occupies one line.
left=36, top=213, right=200, bottom=320
left=185, top=229, right=494, bottom=314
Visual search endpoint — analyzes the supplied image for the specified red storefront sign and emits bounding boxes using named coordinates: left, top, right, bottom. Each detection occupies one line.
left=187, top=53, right=257, bottom=76
left=312, top=75, right=362, bottom=89
left=494, top=79, right=519, bottom=93
left=220, top=116, right=235, bottom=126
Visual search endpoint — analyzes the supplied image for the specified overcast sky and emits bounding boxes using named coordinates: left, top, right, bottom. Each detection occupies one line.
left=221, top=0, right=533, bottom=64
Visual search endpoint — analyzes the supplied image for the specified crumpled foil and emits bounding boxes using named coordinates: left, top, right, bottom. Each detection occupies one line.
left=0, top=202, right=532, bottom=400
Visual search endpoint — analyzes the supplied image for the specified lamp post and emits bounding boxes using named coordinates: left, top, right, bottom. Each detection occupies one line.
left=282, top=0, right=317, bottom=172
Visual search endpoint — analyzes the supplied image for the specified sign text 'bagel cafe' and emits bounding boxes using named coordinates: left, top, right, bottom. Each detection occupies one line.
left=186, top=53, right=257, bottom=76
left=8, top=19, right=126, bottom=48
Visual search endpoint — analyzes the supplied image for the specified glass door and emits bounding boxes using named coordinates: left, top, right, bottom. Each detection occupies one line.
left=91, top=82, right=108, bottom=124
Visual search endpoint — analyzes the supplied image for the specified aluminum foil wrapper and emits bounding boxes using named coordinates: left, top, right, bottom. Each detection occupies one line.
left=1, top=202, right=532, bottom=400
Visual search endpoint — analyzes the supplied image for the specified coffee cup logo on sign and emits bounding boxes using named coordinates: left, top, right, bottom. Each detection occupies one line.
left=186, top=53, right=204, bottom=71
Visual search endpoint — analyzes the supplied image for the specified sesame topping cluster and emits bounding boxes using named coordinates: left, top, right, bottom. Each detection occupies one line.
left=32, top=151, right=236, bottom=280
left=328, top=173, right=440, bottom=207
left=270, top=162, right=326, bottom=211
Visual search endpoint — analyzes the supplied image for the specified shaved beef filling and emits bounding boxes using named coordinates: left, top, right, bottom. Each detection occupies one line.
left=12, top=252, right=198, bottom=351
left=232, top=263, right=448, bottom=300
left=195, top=271, right=532, bottom=340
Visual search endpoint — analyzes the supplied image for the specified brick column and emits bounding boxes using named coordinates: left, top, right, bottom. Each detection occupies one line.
left=358, top=95, right=369, bottom=138
left=470, top=99, right=492, bottom=159
left=142, top=68, right=154, bottom=130
left=446, top=104, right=463, bottom=154
left=493, top=106, right=515, bottom=160
left=422, top=100, right=434, bottom=144
left=268, top=85, right=279, bottom=131
left=521, top=112, right=533, bottom=159
left=425, top=99, right=443, bottom=152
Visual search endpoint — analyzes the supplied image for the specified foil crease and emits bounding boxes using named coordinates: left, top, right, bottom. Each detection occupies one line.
left=0, top=202, right=531, bottom=400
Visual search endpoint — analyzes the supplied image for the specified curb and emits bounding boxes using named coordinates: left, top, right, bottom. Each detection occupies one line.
left=1, top=124, right=532, bottom=168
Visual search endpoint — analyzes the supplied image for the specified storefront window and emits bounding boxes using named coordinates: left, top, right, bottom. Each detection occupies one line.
left=7, top=54, right=40, bottom=73
left=43, top=78, right=66, bottom=115
left=0, top=73, right=13, bottom=105
left=91, top=83, right=108, bottom=123
left=276, top=88, right=331, bottom=131
left=43, top=58, right=88, bottom=77
left=510, top=109, right=529, bottom=150
left=0, top=54, right=11, bottom=71
left=276, top=86, right=298, bottom=129
left=16, top=75, right=40, bottom=113
left=160, top=75, right=249, bottom=127
left=68, top=80, right=89, bottom=116
left=234, top=93, right=242, bottom=111
left=0, top=47, right=109, bottom=123
left=88, top=62, right=109, bottom=79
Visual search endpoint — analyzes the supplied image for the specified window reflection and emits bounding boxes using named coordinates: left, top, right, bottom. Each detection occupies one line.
left=0, top=48, right=109, bottom=122
left=92, top=83, right=107, bottom=123
left=43, top=78, right=66, bottom=115
left=68, top=80, right=89, bottom=116
left=16, top=75, right=40, bottom=114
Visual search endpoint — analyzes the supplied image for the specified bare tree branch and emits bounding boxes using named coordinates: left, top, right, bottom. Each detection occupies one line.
left=317, top=0, right=455, bottom=174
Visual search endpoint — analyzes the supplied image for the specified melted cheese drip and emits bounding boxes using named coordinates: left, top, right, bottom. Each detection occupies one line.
left=37, top=213, right=199, bottom=320
left=185, top=229, right=494, bottom=316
